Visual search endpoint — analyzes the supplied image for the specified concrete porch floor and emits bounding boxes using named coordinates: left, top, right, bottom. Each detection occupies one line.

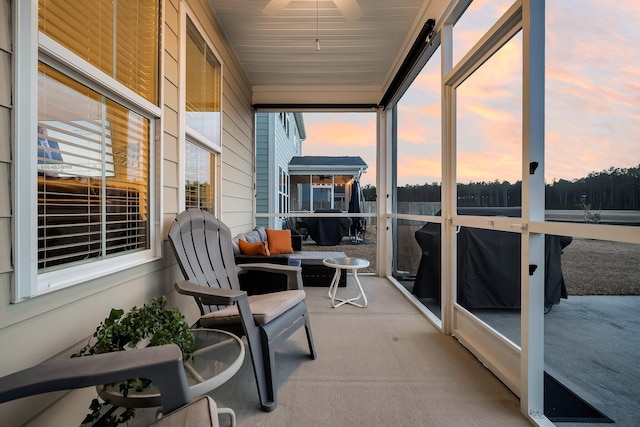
left=129, top=277, right=639, bottom=426
left=420, top=294, right=640, bottom=426
left=132, top=276, right=530, bottom=426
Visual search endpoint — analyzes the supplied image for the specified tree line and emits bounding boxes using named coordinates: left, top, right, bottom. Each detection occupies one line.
left=361, top=164, right=640, bottom=210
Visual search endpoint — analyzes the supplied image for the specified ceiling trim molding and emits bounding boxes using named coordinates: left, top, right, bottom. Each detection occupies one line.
left=252, top=85, right=383, bottom=107
left=253, top=104, right=378, bottom=112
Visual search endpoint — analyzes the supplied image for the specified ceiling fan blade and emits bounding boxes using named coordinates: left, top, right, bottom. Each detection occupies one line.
left=262, top=0, right=293, bottom=16
left=334, top=0, right=362, bottom=22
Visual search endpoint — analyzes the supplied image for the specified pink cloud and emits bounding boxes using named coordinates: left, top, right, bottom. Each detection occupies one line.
left=397, top=153, right=441, bottom=184
left=454, top=32, right=523, bottom=184
left=453, top=0, right=516, bottom=63
left=545, top=3, right=640, bottom=181
left=302, top=113, right=377, bottom=186
left=304, top=122, right=374, bottom=148
left=456, top=150, right=521, bottom=183
left=397, top=104, right=440, bottom=147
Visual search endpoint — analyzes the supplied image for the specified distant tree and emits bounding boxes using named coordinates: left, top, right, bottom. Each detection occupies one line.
left=362, top=184, right=377, bottom=201
left=544, top=164, right=639, bottom=210
left=368, top=163, right=639, bottom=210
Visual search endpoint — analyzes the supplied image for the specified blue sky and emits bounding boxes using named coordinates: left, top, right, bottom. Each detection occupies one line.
left=301, top=0, right=639, bottom=187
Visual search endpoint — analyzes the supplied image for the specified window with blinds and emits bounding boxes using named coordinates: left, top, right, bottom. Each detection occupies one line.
left=38, top=63, right=150, bottom=272
left=183, top=16, right=222, bottom=213
left=38, top=0, right=159, bottom=104
left=185, top=141, right=215, bottom=212
left=185, top=17, right=221, bottom=146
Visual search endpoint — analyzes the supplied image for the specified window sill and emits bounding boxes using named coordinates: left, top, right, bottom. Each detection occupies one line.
left=35, top=251, right=159, bottom=298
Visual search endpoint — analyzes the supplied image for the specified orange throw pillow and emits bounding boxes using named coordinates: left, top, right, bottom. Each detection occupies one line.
left=238, top=239, right=270, bottom=256
left=266, top=229, right=294, bottom=254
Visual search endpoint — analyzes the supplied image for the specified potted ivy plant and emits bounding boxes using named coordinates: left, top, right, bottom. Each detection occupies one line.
left=72, top=296, right=195, bottom=426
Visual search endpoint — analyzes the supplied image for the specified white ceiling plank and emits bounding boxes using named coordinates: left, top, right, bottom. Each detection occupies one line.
left=207, top=0, right=447, bottom=103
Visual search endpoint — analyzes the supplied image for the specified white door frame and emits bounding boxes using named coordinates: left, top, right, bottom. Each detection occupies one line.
left=441, top=1, right=549, bottom=424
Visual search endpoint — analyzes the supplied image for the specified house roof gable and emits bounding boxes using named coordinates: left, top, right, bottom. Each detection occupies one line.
left=289, top=156, right=367, bottom=168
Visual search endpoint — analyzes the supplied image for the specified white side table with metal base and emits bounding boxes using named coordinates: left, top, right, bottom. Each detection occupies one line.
left=323, top=257, right=370, bottom=308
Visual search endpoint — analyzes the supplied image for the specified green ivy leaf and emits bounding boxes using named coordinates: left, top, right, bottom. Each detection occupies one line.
left=71, top=296, right=195, bottom=425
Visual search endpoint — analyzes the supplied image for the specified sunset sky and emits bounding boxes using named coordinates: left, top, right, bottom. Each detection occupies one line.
left=300, top=0, right=639, bottom=187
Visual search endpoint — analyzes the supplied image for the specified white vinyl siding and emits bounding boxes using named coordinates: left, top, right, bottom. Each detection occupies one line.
left=0, top=1, right=255, bottom=425
left=255, top=112, right=270, bottom=227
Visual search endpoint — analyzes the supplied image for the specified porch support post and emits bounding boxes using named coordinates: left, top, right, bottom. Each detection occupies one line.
left=376, top=107, right=393, bottom=277
left=521, top=0, right=549, bottom=423
left=440, top=22, right=455, bottom=335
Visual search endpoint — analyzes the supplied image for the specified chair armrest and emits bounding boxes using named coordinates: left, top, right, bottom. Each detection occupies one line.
left=0, top=345, right=190, bottom=415
left=236, top=263, right=303, bottom=290
left=174, top=280, right=247, bottom=305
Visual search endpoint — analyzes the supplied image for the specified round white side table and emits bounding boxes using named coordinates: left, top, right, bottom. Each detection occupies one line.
left=322, top=257, right=370, bottom=308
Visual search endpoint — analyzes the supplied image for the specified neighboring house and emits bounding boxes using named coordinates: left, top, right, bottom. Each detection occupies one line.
left=254, top=112, right=306, bottom=228
left=255, top=113, right=368, bottom=228
left=288, top=156, right=368, bottom=213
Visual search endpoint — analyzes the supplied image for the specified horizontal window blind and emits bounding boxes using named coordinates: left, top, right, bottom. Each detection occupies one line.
left=38, top=63, right=150, bottom=272
left=39, top=0, right=159, bottom=104
left=185, top=17, right=221, bottom=145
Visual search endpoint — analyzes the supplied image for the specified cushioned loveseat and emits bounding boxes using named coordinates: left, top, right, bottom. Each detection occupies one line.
left=232, top=227, right=346, bottom=293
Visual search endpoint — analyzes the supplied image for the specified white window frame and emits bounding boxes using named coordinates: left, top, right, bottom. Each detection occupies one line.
left=278, top=166, right=290, bottom=215
left=184, top=137, right=219, bottom=214
left=178, top=6, right=223, bottom=216
left=12, top=1, right=161, bottom=302
left=279, top=112, right=290, bottom=138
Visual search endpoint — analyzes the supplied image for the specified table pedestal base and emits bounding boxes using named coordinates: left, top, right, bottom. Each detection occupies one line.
left=327, top=268, right=368, bottom=308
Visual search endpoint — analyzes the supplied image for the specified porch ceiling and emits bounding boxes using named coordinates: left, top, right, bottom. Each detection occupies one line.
left=206, top=0, right=450, bottom=107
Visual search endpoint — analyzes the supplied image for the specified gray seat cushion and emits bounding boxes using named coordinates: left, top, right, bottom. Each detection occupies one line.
left=199, top=290, right=306, bottom=326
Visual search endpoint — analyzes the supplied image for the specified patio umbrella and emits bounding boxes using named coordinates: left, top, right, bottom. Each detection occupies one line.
left=348, top=178, right=365, bottom=241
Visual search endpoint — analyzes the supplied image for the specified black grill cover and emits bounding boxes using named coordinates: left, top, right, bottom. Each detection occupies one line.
left=413, top=208, right=570, bottom=309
